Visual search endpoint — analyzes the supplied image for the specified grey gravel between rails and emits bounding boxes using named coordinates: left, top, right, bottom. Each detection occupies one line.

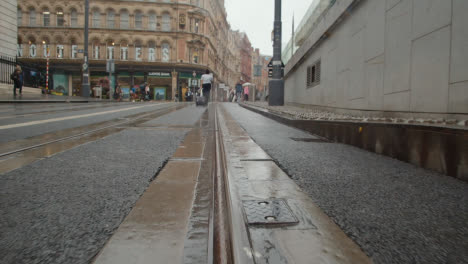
left=223, top=103, right=468, bottom=264
left=0, top=106, right=206, bottom=264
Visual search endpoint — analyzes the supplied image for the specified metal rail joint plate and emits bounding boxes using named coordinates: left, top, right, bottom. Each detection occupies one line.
left=243, top=199, right=298, bottom=226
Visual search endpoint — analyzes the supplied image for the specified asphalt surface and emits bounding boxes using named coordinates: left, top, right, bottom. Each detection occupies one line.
left=0, top=104, right=206, bottom=264
left=223, top=103, right=468, bottom=264
left=0, top=102, right=175, bottom=143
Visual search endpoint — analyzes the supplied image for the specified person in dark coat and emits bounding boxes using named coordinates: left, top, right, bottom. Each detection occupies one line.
left=12, top=65, right=23, bottom=96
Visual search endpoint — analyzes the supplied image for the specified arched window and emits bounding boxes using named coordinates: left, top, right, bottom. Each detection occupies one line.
left=42, top=8, right=50, bottom=26
left=162, top=13, right=171, bottom=31
left=120, top=10, right=129, bottom=29
left=135, top=11, right=143, bottom=29
left=120, top=41, right=129, bottom=60
left=161, top=43, right=170, bottom=62
left=134, top=40, right=142, bottom=61
left=106, top=40, right=115, bottom=59
left=70, top=8, right=78, bottom=27
left=17, top=8, right=22, bottom=26
left=92, top=9, right=100, bottom=28
left=29, top=8, right=36, bottom=26
left=56, top=8, right=64, bottom=26
left=148, top=41, right=156, bottom=61
left=107, top=10, right=115, bottom=28
left=148, top=12, right=156, bottom=31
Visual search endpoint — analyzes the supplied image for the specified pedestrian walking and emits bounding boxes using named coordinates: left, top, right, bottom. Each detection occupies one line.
left=235, top=81, right=242, bottom=102
left=200, top=69, right=213, bottom=103
left=11, top=65, right=23, bottom=96
left=243, top=83, right=249, bottom=102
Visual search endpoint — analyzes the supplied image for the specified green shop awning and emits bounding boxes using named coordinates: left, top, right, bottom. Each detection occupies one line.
left=179, top=72, right=201, bottom=79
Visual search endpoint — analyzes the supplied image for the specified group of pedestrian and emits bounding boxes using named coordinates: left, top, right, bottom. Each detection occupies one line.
left=11, top=65, right=23, bottom=96
left=229, top=80, right=249, bottom=102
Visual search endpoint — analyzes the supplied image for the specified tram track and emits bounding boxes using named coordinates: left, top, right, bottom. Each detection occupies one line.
left=0, top=103, right=188, bottom=173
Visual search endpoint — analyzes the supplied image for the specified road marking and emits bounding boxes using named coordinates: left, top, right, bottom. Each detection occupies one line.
left=0, top=103, right=170, bottom=130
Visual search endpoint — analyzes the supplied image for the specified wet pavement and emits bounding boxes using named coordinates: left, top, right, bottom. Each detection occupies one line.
left=223, top=103, right=468, bottom=264
left=217, top=105, right=371, bottom=264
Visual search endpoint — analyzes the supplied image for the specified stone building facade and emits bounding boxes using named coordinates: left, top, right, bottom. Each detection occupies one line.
left=16, top=0, right=241, bottom=99
left=284, top=0, right=468, bottom=117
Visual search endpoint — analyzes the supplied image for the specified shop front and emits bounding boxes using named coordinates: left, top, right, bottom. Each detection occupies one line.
left=147, top=72, right=172, bottom=101
left=178, top=72, right=201, bottom=102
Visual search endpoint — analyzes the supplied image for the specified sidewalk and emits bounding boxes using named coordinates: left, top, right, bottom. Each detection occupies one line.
left=0, top=93, right=111, bottom=103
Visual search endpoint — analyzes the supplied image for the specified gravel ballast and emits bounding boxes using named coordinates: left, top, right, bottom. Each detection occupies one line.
left=223, top=103, right=468, bottom=264
left=0, top=115, right=194, bottom=263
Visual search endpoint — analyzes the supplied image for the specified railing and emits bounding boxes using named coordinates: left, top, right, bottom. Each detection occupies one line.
left=0, top=55, right=17, bottom=85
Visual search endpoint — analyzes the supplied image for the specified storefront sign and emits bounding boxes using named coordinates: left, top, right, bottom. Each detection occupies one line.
left=148, top=72, right=171, bottom=78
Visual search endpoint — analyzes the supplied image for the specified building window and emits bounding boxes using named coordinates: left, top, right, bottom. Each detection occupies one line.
left=120, top=44, right=128, bottom=60
left=92, top=10, right=100, bottom=28
left=56, top=45, right=64, bottom=58
left=307, top=60, right=321, bottom=88
left=71, top=44, right=78, bottom=59
left=107, top=10, right=115, bottom=28
left=194, top=19, right=199, bottom=33
left=135, top=42, right=142, bottom=61
left=162, top=13, right=171, bottom=31
left=120, top=10, right=129, bottom=29
left=161, top=43, right=170, bottom=62
left=107, top=42, right=115, bottom=59
left=17, top=8, right=22, bottom=26
left=29, top=9, right=36, bottom=26
left=42, top=9, right=50, bottom=26
left=149, top=12, right=156, bottom=30
left=148, top=41, right=156, bottom=61
left=71, top=9, right=78, bottom=27
left=135, top=11, right=143, bottom=29
left=193, top=48, right=199, bottom=64
left=56, top=10, right=64, bottom=26
left=93, top=44, right=100, bottom=59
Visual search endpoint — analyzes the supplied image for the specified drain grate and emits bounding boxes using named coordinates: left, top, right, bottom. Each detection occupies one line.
left=290, top=137, right=328, bottom=143
left=243, top=199, right=298, bottom=225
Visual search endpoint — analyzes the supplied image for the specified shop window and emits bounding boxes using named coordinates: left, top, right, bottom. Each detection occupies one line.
left=71, top=9, right=78, bottom=27
left=135, top=11, right=143, bottom=29
left=42, top=9, right=50, bottom=26
left=56, top=45, right=64, bottom=58
left=149, top=12, right=156, bottom=30
left=92, top=10, right=100, bottom=28
left=17, top=8, right=22, bottom=26
left=162, top=13, right=170, bottom=31
left=56, top=9, right=64, bottom=26
left=161, top=43, right=170, bottom=62
left=107, top=10, right=115, bottom=28
left=29, top=8, right=36, bottom=26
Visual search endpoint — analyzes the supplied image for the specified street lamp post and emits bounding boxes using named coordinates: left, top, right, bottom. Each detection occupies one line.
left=81, top=0, right=90, bottom=97
left=269, top=0, right=284, bottom=106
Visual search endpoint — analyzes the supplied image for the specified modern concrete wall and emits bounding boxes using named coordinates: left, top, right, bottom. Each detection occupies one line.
left=285, top=0, right=468, bottom=115
left=0, top=0, right=17, bottom=57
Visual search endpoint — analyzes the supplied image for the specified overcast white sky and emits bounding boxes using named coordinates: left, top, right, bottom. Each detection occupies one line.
left=225, top=0, right=312, bottom=56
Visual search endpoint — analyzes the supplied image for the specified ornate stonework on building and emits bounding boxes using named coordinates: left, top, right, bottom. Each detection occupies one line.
left=16, top=0, right=243, bottom=99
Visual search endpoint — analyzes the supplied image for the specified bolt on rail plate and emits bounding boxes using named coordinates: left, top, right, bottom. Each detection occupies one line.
left=242, top=199, right=298, bottom=226
left=290, top=137, right=328, bottom=143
